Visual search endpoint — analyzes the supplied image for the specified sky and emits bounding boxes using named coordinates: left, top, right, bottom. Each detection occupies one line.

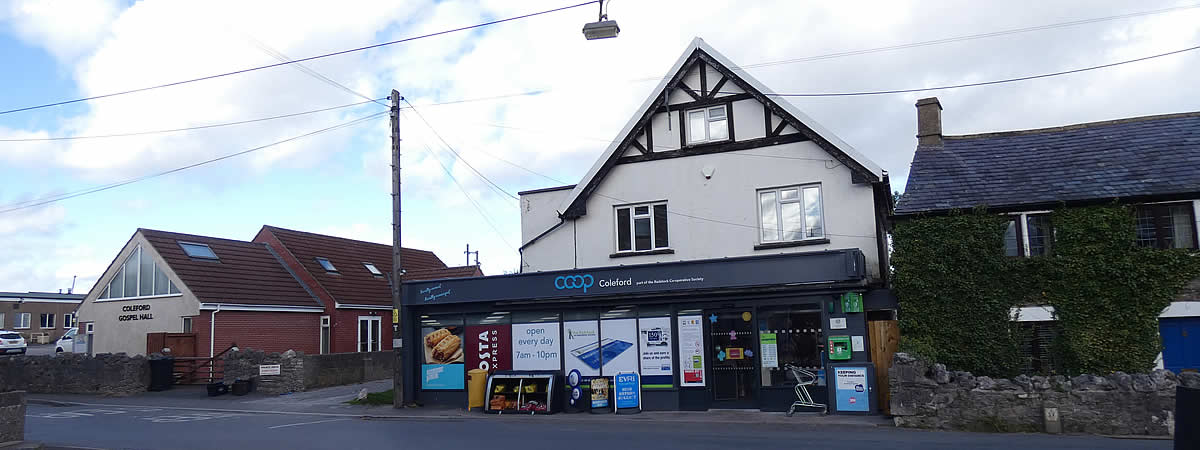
left=1, top=0, right=1198, bottom=294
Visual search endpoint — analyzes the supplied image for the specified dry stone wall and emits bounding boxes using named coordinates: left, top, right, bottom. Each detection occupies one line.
left=223, top=348, right=393, bottom=394
left=0, top=353, right=149, bottom=396
left=889, top=353, right=1198, bottom=436
left=0, top=391, right=25, bottom=443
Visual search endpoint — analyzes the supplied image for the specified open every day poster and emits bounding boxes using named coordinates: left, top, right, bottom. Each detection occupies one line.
left=512, top=322, right=561, bottom=370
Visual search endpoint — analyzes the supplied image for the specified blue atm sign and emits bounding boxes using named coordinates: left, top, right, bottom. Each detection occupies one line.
left=614, top=372, right=640, bottom=410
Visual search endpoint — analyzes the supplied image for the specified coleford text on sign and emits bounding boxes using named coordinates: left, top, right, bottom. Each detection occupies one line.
left=118, top=304, right=153, bottom=322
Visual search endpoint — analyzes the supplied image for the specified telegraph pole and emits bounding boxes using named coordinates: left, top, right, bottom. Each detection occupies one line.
left=390, top=90, right=406, bottom=408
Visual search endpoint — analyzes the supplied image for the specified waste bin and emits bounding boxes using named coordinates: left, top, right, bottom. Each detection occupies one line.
left=148, top=357, right=174, bottom=391
left=467, top=369, right=489, bottom=411
left=1178, top=385, right=1199, bottom=450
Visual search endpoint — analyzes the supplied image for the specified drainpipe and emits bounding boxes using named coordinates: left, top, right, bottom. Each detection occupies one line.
left=209, top=304, right=221, bottom=381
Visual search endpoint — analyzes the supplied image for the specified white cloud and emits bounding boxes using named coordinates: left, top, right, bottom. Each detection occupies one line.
left=2, top=0, right=1199, bottom=285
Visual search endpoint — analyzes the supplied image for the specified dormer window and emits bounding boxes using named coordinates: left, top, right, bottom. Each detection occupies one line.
left=178, top=242, right=218, bottom=260
left=686, top=105, right=728, bottom=144
left=316, top=257, right=338, bottom=273
left=363, top=262, right=383, bottom=277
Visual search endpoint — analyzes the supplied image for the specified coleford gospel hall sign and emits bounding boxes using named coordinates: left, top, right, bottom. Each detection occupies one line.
left=118, top=304, right=154, bottom=322
left=403, top=250, right=866, bottom=305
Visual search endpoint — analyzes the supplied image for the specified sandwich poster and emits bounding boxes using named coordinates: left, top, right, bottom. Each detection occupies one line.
left=465, top=325, right=511, bottom=373
left=564, top=320, right=601, bottom=377
left=422, top=325, right=464, bottom=389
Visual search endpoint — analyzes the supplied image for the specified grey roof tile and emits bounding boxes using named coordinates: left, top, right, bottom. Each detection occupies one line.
left=896, top=112, right=1200, bottom=215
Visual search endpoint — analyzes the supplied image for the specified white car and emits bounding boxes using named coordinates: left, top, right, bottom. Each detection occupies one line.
left=56, top=327, right=78, bottom=353
left=1, top=330, right=27, bottom=355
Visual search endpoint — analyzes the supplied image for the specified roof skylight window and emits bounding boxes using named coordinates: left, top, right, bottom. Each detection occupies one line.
left=178, top=242, right=218, bottom=260
left=363, top=263, right=383, bottom=276
left=316, top=257, right=338, bottom=273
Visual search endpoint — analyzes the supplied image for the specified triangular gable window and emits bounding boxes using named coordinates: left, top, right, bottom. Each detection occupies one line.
left=98, top=245, right=180, bottom=299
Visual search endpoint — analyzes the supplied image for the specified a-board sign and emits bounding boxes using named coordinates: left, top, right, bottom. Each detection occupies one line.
left=614, top=372, right=641, bottom=411
left=590, top=377, right=610, bottom=408
left=259, top=364, right=281, bottom=376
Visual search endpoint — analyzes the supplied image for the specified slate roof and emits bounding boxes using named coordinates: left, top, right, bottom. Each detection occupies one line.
left=139, top=229, right=322, bottom=308
left=896, top=112, right=1200, bottom=215
left=258, top=226, right=453, bottom=307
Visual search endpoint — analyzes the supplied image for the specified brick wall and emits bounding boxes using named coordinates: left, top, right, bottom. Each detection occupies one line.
left=192, top=310, right=320, bottom=357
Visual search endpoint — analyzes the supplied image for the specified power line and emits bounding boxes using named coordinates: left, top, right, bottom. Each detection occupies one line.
left=0, top=1, right=598, bottom=116
left=0, top=98, right=384, bottom=142
left=409, top=130, right=517, bottom=252
left=737, top=43, right=1200, bottom=97
left=239, top=33, right=388, bottom=108
left=402, top=99, right=520, bottom=201
left=0, top=110, right=388, bottom=214
left=405, top=4, right=1200, bottom=108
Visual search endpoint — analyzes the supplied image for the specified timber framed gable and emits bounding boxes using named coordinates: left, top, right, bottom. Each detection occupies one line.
left=559, top=37, right=883, bottom=219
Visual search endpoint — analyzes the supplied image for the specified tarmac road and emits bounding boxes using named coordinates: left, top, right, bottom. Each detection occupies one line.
left=24, top=403, right=1172, bottom=450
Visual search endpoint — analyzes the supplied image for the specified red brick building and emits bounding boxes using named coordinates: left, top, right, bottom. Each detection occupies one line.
left=75, top=227, right=478, bottom=358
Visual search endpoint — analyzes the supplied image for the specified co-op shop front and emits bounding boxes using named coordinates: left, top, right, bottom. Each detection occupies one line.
left=399, top=250, right=894, bottom=414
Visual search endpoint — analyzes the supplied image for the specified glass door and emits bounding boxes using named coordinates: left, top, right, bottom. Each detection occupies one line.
left=358, top=316, right=381, bottom=352
left=708, top=309, right=758, bottom=408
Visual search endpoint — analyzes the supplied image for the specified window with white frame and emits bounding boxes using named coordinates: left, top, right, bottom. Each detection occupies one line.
left=1004, top=212, right=1054, bottom=257
left=182, top=317, right=193, bottom=333
left=320, top=316, right=331, bottom=354
left=1135, top=202, right=1197, bottom=249
left=99, top=245, right=182, bottom=300
left=15, top=312, right=31, bottom=329
left=758, top=185, right=824, bottom=243
left=686, top=105, right=729, bottom=144
left=65, top=313, right=76, bottom=328
left=39, top=313, right=55, bottom=329
left=363, top=262, right=383, bottom=277
left=0, top=313, right=5, bottom=328
left=615, top=203, right=669, bottom=252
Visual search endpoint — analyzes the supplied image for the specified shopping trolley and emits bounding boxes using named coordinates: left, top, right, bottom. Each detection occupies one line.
left=784, top=363, right=826, bottom=416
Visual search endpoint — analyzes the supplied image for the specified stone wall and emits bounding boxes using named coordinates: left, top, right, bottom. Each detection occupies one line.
left=0, top=391, right=25, bottom=443
left=889, top=353, right=1200, bottom=435
left=0, top=353, right=149, bottom=396
left=1177, top=277, right=1200, bottom=300
left=223, top=348, right=393, bottom=394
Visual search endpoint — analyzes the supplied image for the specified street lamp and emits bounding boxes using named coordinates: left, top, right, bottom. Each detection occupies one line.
left=582, top=0, right=619, bottom=40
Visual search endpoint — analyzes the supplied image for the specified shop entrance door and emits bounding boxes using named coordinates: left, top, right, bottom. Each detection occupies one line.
left=708, top=309, right=758, bottom=408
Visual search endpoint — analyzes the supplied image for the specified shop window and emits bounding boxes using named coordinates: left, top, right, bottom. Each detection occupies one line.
left=40, top=313, right=55, bottom=329
left=757, top=306, right=823, bottom=387
left=1136, top=203, right=1198, bottom=249
left=637, top=306, right=674, bottom=388
left=419, top=315, right=465, bottom=389
left=615, top=203, right=669, bottom=253
left=758, top=185, right=823, bottom=243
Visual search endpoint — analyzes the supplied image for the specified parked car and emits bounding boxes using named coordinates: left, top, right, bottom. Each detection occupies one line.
left=1, top=330, right=27, bottom=355
left=56, top=327, right=78, bottom=353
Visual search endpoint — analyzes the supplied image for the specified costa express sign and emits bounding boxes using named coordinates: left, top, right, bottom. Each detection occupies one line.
left=465, top=325, right=511, bottom=373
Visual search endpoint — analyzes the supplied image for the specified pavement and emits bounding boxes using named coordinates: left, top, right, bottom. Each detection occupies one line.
left=21, top=380, right=1175, bottom=450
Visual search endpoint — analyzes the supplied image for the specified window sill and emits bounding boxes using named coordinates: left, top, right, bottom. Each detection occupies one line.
left=610, top=249, right=675, bottom=258
left=754, top=238, right=830, bottom=250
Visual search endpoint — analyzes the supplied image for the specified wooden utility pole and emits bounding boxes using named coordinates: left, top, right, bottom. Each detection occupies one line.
left=390, top=89, right=405, bottom=408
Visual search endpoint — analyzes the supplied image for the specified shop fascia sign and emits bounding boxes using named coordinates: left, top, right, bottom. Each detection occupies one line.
left=403, top=250, right=865, bottom=305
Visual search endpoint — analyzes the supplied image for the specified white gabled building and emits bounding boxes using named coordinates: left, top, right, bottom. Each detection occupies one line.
left=519, top=37, right=891, bottom=282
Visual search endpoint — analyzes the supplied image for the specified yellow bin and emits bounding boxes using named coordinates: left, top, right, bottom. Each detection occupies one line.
left=467, top=369, right=489, bottom=411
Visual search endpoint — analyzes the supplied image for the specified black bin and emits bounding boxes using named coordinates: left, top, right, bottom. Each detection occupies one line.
left=207, top=382, right=229, bottom=397
left=148, top=358, right=174, bottom=391
left=232, top=379, right=252, bottom=396
left=1178, top=385, right=1200, bottom=450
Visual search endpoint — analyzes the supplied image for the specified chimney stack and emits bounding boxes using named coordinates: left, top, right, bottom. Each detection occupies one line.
left=916, top=97, right=943, bottom=146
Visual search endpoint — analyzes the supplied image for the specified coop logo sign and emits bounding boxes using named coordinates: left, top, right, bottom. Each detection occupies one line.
left=554, top=274, right=594, bottom=292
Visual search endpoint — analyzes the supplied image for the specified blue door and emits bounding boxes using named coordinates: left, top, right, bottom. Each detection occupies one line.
left=1161, top=317, right=1200, bottom=373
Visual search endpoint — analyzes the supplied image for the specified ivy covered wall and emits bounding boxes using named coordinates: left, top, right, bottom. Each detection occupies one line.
left=893, top=205, right=1200, bottom=377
